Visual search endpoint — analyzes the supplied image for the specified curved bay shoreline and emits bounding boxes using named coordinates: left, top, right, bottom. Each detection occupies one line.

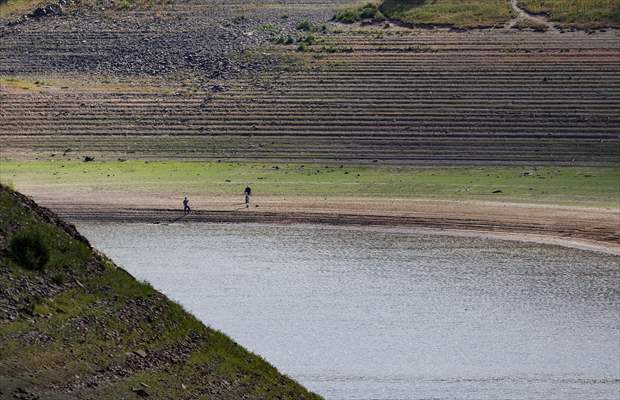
left=58, top=205, right=620, bottom=256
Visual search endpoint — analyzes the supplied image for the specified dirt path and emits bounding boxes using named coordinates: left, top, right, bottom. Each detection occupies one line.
left=507, top=0, right=556, bottom=31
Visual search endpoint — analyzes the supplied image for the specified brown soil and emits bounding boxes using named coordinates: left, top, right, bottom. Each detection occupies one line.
left=22, top=186, right=620, bottom=252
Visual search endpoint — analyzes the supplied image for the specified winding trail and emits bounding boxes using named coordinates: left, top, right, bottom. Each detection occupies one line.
left=507, top=0, right=557, bottom=31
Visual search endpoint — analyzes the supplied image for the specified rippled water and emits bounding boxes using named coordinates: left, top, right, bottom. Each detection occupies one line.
left=79, top=223, right=620, bottom=400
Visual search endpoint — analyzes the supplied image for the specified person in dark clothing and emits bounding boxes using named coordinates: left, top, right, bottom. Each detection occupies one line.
left=183, top=196, right=190, bottom=214
left=244, top=186, right=252, bottom=208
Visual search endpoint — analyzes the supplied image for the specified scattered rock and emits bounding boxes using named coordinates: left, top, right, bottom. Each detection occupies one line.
left=12, top=387, right=39, bottom=400
left=492, top=190, right=503, bottom=194
left=83, top=156, right=95, bottom=162
left=131, top=387, right=150, bottom=397
left=133, top=349, right=148, bottom=358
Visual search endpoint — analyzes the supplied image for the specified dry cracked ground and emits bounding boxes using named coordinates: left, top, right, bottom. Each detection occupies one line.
left=1, top=0, right=619, bottom=165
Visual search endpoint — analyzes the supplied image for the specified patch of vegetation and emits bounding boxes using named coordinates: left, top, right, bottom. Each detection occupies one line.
left=518, top=0, right=620, bottom=28
left=379, top=0, right=515, bottom=28
left=296, top=19, right=314, bottom=30
left=2, top=161, right=619, bottom=207
left=260, top=23, right=280, bottom=33
left=272, top=31, right=321, bottom=49
left=334, top=2, right=386, bottom=23
left=298, top=33, right=317, bottom=45
left=404, top=44, right=437, bottom=52
left=0, top=191, right=92, bottom=276
left=272, top=34, right=296, bottom=45
left=0, top=185, right=322, bottom=399
left=319, top=45, right=355, bottom=53
left=9, top=228, right=49, bottom=271
left=0, top=0, right=42, bottom=20
left=0, top=76, right=46, bottom=91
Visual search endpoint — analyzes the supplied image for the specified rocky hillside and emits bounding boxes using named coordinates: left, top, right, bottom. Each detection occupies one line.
left=0, top=185, right=322, bottom=399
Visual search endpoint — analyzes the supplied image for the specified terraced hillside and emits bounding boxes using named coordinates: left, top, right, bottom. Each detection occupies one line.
left=1, top=1, right=619, bottom=165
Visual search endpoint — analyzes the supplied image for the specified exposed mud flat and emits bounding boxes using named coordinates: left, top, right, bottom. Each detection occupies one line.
left=41, top=195, right=620, bottom=253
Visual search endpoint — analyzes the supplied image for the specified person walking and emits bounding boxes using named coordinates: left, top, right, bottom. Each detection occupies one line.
left=244, top=186, right=252, bottom=208
left=183, top=196, right=191, bottom=214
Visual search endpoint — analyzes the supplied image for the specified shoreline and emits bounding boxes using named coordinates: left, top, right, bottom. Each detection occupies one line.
left=57, top=206, right=620, bottom=256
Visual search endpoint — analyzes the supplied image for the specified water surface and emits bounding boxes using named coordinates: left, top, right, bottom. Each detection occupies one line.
left=79, top=223, right=620, bottom=400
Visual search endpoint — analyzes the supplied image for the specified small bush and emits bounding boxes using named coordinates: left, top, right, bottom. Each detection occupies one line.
left=52, top=271, right=66, bottom=285
left=296, top=20, right=314, bottom=31
left=334, top=3, right=386, bottom=23
left=298, top=33, right=316, bottom=45
left=296, top=20, right=327, bottom=32
left=272, top=35, right=295, bottom=45
left=9, top=229, right=50, bottom=271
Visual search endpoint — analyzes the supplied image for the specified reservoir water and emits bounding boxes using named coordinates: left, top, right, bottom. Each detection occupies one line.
left=79, top=223, right=620, bottom=400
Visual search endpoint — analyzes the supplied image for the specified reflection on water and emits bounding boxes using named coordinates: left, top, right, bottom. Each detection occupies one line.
left=79, top=223, right=620, bottom=400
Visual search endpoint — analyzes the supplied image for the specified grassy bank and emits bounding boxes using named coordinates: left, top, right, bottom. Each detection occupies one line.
left=1, top=161, right=619, bottom=206
left=379, top=0, right=515, bottom=28
left=341, top=0, right=620, bottom=29
left=0, top=185, right=322, bottom=399
left=0, top=0, right=41, bottom=19
left=518, top=0, right=620, bottom=28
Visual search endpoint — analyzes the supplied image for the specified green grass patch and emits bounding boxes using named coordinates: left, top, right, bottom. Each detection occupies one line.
left=1, top=161, right=619, bottom=207
left=518, top=0, right=620, bottom=28
left=296, top=19, right=327, bottom=32
left=0, top=0, right=42, bottom=19
left=0, top=189, right=93, bottom=275
left=334, top=2, right=386, bottom=23
left=0, top=76, right=47, bottom=91
left=379, top=0, right=516, bottom=28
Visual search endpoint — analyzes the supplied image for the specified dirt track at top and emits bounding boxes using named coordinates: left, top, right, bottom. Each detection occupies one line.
left=1, top=0, right=619, bottom=165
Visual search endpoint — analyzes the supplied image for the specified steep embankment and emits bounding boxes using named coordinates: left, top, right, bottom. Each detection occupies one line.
left=0, top=185, right=322, bottom=400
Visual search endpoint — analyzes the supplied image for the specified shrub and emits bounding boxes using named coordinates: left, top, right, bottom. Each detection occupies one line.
left=52, top=271, right=66, bottom=285
left=334, top=3, right=386, bottom=23
left=296, top=20, right=328, bottom=32
left=296, top=20, right=314, bottom=31
left=298, top=33, right=316, bottom=45
left=272, top=35, right=295, bottom=45
left=9, top=229, right=50, bottom=271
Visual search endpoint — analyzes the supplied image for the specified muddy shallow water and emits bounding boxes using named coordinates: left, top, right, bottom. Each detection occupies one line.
left=79, top=223, right=620, bottom=400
